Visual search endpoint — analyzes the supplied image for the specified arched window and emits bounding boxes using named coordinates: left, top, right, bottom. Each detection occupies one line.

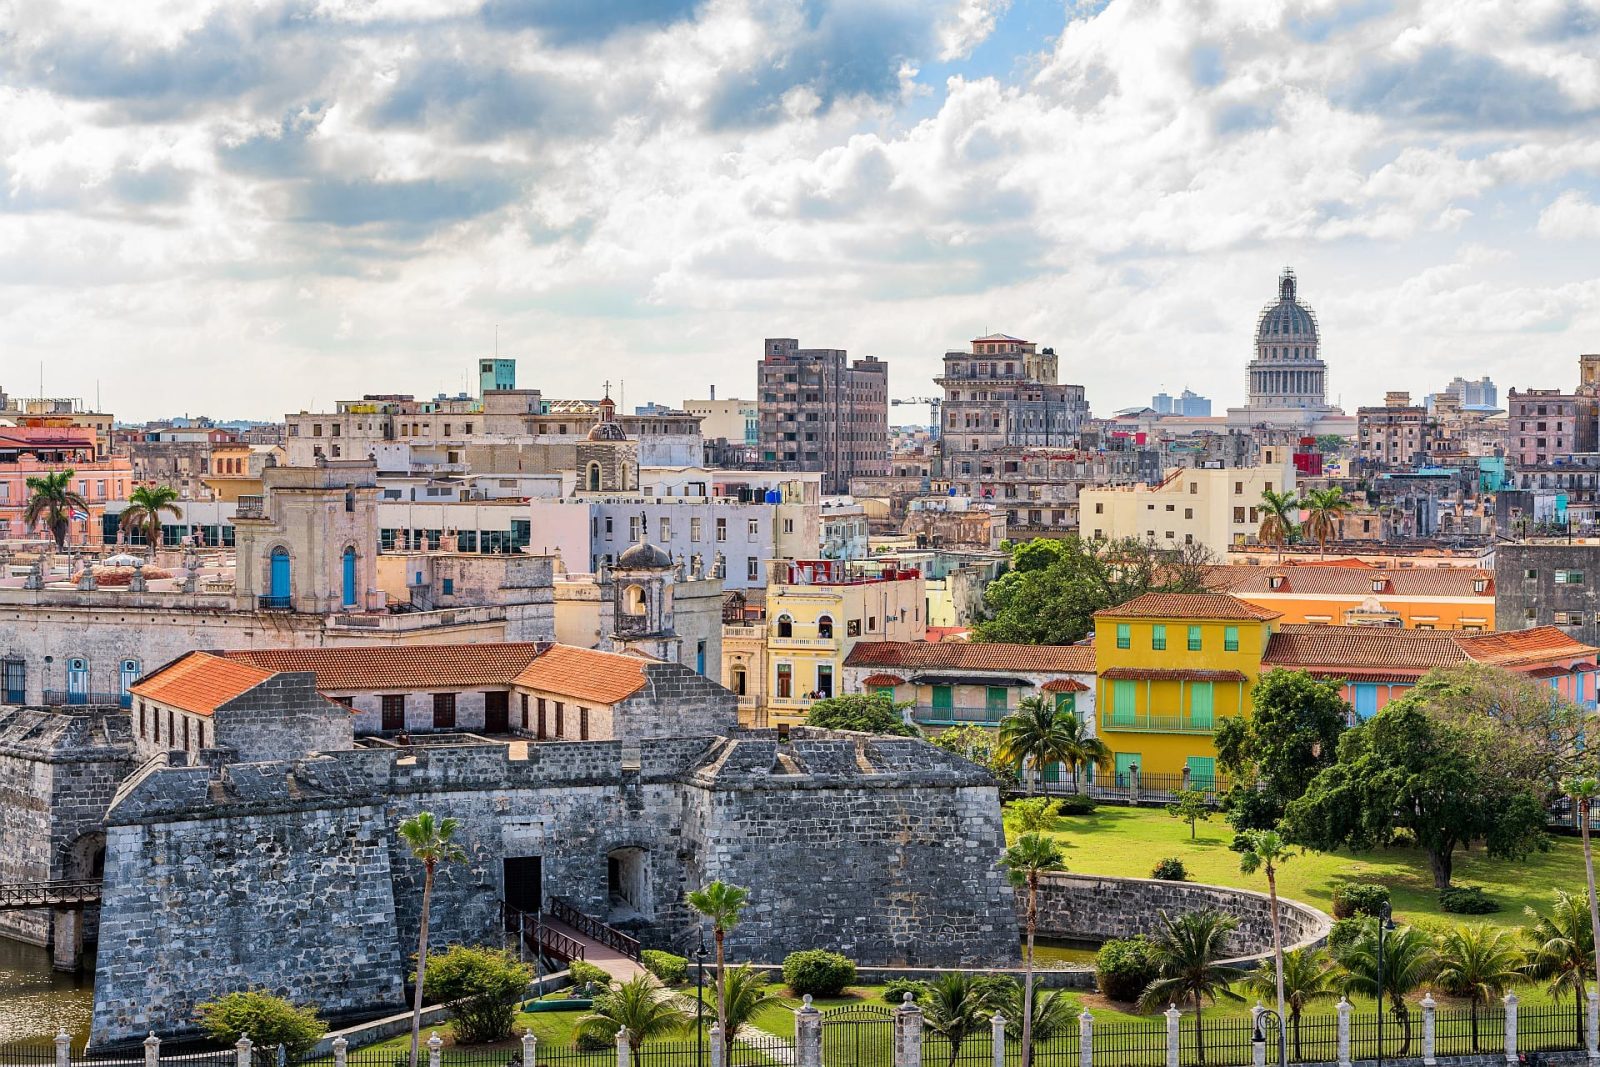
left=66, top=658, right=89, bottom=705
left=623, top=584, right=647, bottom=615
left=342, top=546, right=357, bottom=608
left=816, top=615, right=834, bottom=639
left=119, top=659, right=140, bottom=709
left=588, top=463, right=602, bottom=492
left=776, top=614, right=793, bottom=638
left=731, top=666, right=747, bottom=697
left=268, top=546, right=291, bottom=607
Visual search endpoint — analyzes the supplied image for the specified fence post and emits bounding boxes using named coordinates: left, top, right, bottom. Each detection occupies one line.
left=522, top=1030, right=537, bottom=1067
left=1166, top=1004, right=1182, bottom=1067
left=895, top=992, right=924, bottom=1067
left=428, top=1031, right=443, bottom=1067
left=144, top=1032, right=160, bottom=1067
left=1589, top=988, right=1598, bottom=1062
left=1129, top=765, right=1141, bottom=805
left=1504, top=992, right=1518, bottom=1066
left=1336, top=997, right=1352, bottom=1067
left=1251, top=1004, right=1265, bottom=1067
left=1421, top=993, right=1436, bottom=1067
left=332, top=1037, right=348, bottom=1067
left=55, top=1029, right=70, bottom=1067
left=616, top=1026, right=631, bottom=1067
left=796, top=995, right=822, bottom=1067
left=710, top=1024, right=724, bottom=1067
left=235, top=1035, right=252, bottom=1067
left=1079, top=1009, right=1093, bottom=1067
left=992, top=1012, right=1007, bottom=1067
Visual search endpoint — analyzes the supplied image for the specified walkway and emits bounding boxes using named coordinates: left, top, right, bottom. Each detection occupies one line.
left=542, top=914, right=646, bottom=982
left=0, top=879, right=101, bottom=910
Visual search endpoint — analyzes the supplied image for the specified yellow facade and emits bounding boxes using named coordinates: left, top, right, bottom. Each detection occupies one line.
left=1079, top=458, right=1297, bottom=554
left=1092, top=595, right=1276, bottom=786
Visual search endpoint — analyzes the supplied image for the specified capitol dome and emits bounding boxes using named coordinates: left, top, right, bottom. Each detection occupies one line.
left=616, top=541, right=673, bottom=570
left=1255, top=269, right=1319, bottom=342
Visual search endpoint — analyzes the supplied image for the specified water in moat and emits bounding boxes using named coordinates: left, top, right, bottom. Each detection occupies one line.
left=0, top=938, right=93, bottom=1049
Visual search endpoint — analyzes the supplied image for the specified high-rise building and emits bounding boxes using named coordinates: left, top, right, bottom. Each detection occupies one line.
left=756, top=338, right=888, bottom=494
left=1356, top=391, right=1428, bottom=469
left=478, top=358, right=516, bottom=396
left=1226, top=269, right=1346, bottom=433
left=1437, top=375, right=1498, bottom=410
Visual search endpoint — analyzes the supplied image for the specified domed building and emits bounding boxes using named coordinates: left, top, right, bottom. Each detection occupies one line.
left=1226, top=268, right=1348, bottom=433
left=575, top=391, right=639, bottom=493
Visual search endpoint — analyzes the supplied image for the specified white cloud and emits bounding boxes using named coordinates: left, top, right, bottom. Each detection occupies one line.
left=937, top=0, right=1011, bottom=61
left=1538, top=190, right=1600, bottom=240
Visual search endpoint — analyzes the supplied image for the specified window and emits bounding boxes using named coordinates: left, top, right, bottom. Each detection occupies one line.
left=1115, top=623, right=1131, bottom=649
left=537, top=698, right=547, bottom=739
left=1234, top=507, right=1247, bottom=524
left=660, top=517, right=671, bottom=541
left=441, top=577, right=454, bottom=595
left=2, top=658, right=25, bottom=704
left=432, top=692, right=457, bottom=730
left=716, top=518, right=727, bottom=541
left=847, top=619, right=861, bottom=637
left=1151, top=624, right=1167, bottom=651
left=182, top=716, right=190, bottom=751
left=1223, top=626, right=1239, bottom=652
left=747, top=558, right=759, bottom=581
left=690, top=517, right=702, bottom=542
left=1556, top=570, right=1586, bottom=584
left=816, top=665, right=834, bottom=698
left=748, top=518, right=759, bottom=540
left=579, top=707, right=589, bottom=741
left=382, top=695, right=406, bottom=732
left=817, top=615, right=834, bottom=639
left=776, top=614, right=793, bottom=638
left=555, top=701, right=566, bottom=736
left=776, top=664, right=793, bottom=699
left=1111, top=680, right=1137, bottom=723
left=1187, top=626, right=1202, bottom=651
left=629, top=516, right=641, bottom=542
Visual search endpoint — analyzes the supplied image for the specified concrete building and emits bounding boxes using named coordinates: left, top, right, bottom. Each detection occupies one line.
left=0, top=426, right=132, bottom=545
left=1078, top=452, right=1299, bottom=553
left=1209, top=561, right=1496, bottom=630
left=819, top=499, right=869, bottom=560
left=901, top=496, right=1009, bottom=551
left=201, top=442, right=286, bottom=502
left=1356, top=391, right=1428, bottom=469
left=682, top=397, right=758, bottom=448
left=1153, top=390, right=1212, bottom=417
left=479, top=358, right=516, bottom=395
left=1433, top=375, right=1498, bottom=411
left=1226, top=269, right=1347, bottom=433
left=1506, top=357, right=1600, bottom=468
left=1495, top=540, right=1600, bottom=646
left=756, top=338, right=889, bottom=493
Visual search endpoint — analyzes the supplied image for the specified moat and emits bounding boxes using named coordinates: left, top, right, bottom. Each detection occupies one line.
left=0, top=938, right=92, bottom=1047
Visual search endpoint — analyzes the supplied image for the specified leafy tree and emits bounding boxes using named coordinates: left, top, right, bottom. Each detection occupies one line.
left=805, top=693, right=917, bottom=736
left=716, top=965, right=782, bottom=1064
left=120, top=483, right=183, bottom=553
left=1215, top=669, right=1347, bottom=831
left=1007, top=797, right=1062, bottom=834
left=1301, top=487, right=1349, bottom=557
left=687, top=880, right=750, bottom=1051
left=398, top=812, right=467, bottom=1067
left=1139, top=910, right=1244, bottom=1065
left=1523, top=890, right=1596, bottom=1045
left=1283, top=696, right=1549, bottom=888
left=1257, top=489, right=1299, bottom=559
left=1314, top=434, right=1346, bottom=456
left=999, top=833, right=1065, bottom=1067
left=24, top=469, right=88, bottom=550
left=919, top=972, right=1001, bottom=1067
left=1245, top=948, right=1336, bottom=1060
left=575, top=975, right=691, bottom=1067
left=1412, top=664, right=1587, bottom=785
left=998, top=698, right=1106, bottom=794
left=421, top=945, right=533, bottom=1044
left=1339, top=922, right=1437, bottom=1055
left=928, top=724, right=1014, bottom=779
left=1567, top=777, right=1600, bottom=998
left=1434, top=925, right=1524, bottom=1051
left=1239, top=830, right=1294, bottom=1053
left=1166, top=790, right=1212, bottom=840
left=195, top=990, right=324, bottom=1058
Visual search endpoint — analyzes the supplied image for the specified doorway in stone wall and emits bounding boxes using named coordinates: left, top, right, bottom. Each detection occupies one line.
left=606, top=847, right=650, bottom=921
left=484, top=691, right=510, bottom=734
left=503, top=856, right=542, bottom=915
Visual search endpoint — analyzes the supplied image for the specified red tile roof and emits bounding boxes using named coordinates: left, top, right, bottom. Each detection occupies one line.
left=1262, top=626, right=1467, bottom=671
left=1042, top=678, right=1090, bottom=692
left=844, top=641, right=1096, bottom=673
left=1213, top=565, right=1494, bottom=598
left=132, top=652, right=277, bottom=716
left=860, top=674, right=906, bottom=687
left=512, top=645, right=649, bottom=705
left=1101, top=667, right=1249, bottom=683
left=1453, top=627, right=1598, bottom=667
left=224, top=644, right=548, bottom=691
left=1094, top=593, right=1282, bottom=621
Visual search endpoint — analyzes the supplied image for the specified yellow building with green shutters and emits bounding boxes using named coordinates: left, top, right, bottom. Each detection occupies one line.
left=1091, top=592, right=1280, bottom=789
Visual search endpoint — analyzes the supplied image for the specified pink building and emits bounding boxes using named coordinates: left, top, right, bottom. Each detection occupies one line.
left=0, top=426, right=133, bottom=544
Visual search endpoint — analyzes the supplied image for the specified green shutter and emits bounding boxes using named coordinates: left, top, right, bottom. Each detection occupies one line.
left=1054, top=692, right=1076, bottom=714
left=1186, top=756, right=1216, bottom=791
left=1189, top=682, right=1214, bottom=729
left=1187, top=625, right=1202, bottom=651
left=1115, top=752, right=1142, bottom=785
left=986, top=686, right=1009, bottom=711
left=871, top=685, right=895, bottom=699
left=1151, top=624, right=1167, bottom=651
left=1111, top=680, right=1137, bottom=725
left=932, top=685, right=953, bottom=710
left=1224, top=626, right=1239, bottom=652
left=1116, top=623, right=1131, bottom=649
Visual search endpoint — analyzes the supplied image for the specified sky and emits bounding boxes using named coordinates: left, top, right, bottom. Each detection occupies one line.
left=4, top=0, right=1600, bottom=423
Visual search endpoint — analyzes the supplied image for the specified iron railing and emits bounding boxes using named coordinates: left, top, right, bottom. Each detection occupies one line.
left=547, top=896, right=641, bottom=961
left=0, top=878, right=102, bottom=910
left=256, top=595, right=293, bottom=610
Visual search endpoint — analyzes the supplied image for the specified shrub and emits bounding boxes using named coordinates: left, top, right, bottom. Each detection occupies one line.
left=1228, top=832, right=1254, bottom=854
left=1007, top=797, right=1062, bottom=833
left=1055, top=794, right=1098, bottom=815
left=1150, top=857, right=1187, bottom=881
left=1439, top=885, right=1500, bottom=914
left=1331, top=883, right=1391, bottom=920
left=423, top=945, right=535, bottom=1044
left=568, top=960, right=615, bottom=993
left=641, top=950, right=688, bottom=985
left=881, top=978, right=928, bottom=1005
left=1095, top=937, right=1159, bottom=1002
left=1326, top=917, right=1365, bottom=960
left=195, top=991, right=325, bottom=1059
left=782, top=950, right=856, bottom=996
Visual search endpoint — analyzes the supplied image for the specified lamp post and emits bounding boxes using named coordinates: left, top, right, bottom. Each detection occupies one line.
left=1252, top=1007, right=1287, bottom=1067
left=1376, top=902, right=1395, bottom=1067
left=695, top=931, right=708, bottom=1067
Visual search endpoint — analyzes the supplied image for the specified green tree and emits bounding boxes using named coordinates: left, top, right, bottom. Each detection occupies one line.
left=1567, top=777, right=1600, bottom=997
left=998, top=698, right=1105, bottom=794
left=1007, top=797, right=1062, bottom=834
left=717, top=965, right=782, bottom=1064
left=24, top=469, right=88, bottom=550
left=195, top=991, right=325, bottom=1058
left=575, top=975, right=691, bottom=1067
left=1239, top=829, right=1294, bottom=1054
left=1245, top=948, right=1336, bottom=1060
left=805, top=693, right=917, bottom=736
left=999, top=985, right=1079, bottom=1044
left=1301, top=487, right=1349, bottom=557
left=1339, top=922, right=1437, bottom=1056
left=1283, top=696, right=1549, bottom=888
left=1138, top=910, right=1244, bottom=1065
left=999, top=833, right=1065, bottom=1067
left=398, top=812, right=467, bottom=1067
left=1434, top=925, right=1524, bottom=1051
left=1257, top=488, right=1299, bottom=560
left=687, top=880, right=751, bottom=1051
left=919, top=972, right=1001, bottom=1067
left=1523, top=890, right=1596, bottom=1045
left=1214, top=669, right=1347, bottom=831
left=1165, top=790, right=1212, bottom=840
left=928, top=724, right=1014, bottom=780
left=120, top=483, right=183, bottom=554
left=421, top=945, right=534, bottom=1044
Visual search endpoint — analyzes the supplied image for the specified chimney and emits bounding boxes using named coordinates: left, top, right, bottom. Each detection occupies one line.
left=710, top=384, right=716, bottom=400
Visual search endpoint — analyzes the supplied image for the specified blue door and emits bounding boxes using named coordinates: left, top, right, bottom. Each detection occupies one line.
left=342, top=547, right=357, bottom=607
left=119, top=659, right=140, bottom=709
left=66, top=658, right=88, bottom=705
left=1353, top=684, right=1379, bottom=719
left=269, top=548, right=291, bottom=605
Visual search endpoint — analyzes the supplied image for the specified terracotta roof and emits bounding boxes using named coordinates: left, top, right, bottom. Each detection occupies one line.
left=1042, top=678, right=1090, bottom=692
left=1452, top=627, right=1599, bottom=667
left=844, top=641, right=1095, bottom=673
left=1263, top=626, right=1467, bottom=671
left=224, top=643, right=548, bottom=691
left=512, top=645, right=648, bottom=705
left=923, top=626, right=973, bottom=643
left=1101, top=667, right=1249, bottom=683
left=1213, top=565, right=1494, bottom=599
left=860, top=674, right=906, bottom=687
left=131, top=652, right=277, bottom=717
left=1095, top=593, right=1281, bottom=621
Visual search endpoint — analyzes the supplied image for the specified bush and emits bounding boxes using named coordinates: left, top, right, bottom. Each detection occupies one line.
left=1229, top=832, right=1254, bottom=853
left=1055, top=794, right=1098, bottom=815
left=422, top=945, right=534, bottom=1044
left=1326, top=917, right=1365, bottom=960
left=782, top=950, right=856, bottom=996
left=640, top=950, right=688, bottom=985
left=1150, top=857, right=1187, bottom=881
left=567, top=960, right=615, bottom=994
left=1095, top=937, right=1159, bottom=1002
left=881, top=978, right=929, bottom=1005
left=1331, top=883, right=1391, bottom=920
left=195, top=991, right=325, bottom=1058
left=1439, top=885, right=1500, bottom=914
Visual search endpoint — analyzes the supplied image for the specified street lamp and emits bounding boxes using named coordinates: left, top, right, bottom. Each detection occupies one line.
left=1376, top=902, right=1396, bottom=1067
left=695, top=931, right=709, bottom=1067
left=1252, top=1007, right=1287, bottom=1067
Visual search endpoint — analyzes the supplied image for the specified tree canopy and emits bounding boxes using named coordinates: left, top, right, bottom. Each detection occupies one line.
left=1215, top=669, right=1348, bottom=830
left=805, top=693, right=918, bottom=736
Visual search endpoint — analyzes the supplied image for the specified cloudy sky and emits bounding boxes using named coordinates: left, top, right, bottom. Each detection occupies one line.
left=4, top=0, right=1600, bottom=423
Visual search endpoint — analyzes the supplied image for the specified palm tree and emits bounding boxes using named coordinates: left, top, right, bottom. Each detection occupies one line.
left=398, top=812, right=467, bottom=1067
left=24, top=470, right=88, bottom=550
left=1246, top=948, right=1336, bottom=1060
left=1238, top=830, right=1294, bottom=1058
left=1435, top=925, right=1524, bottom=1051
left=1523, top=890, right=1596, bottom=1045
left=999, top=985, right=1078, bottom=1045
left=120, top=484, right=182, bottom=556
left=999, top=833, right=1065, bottom=1067
left=1257, top=488, right=1299, bottom=562
left=921, top=972, right=1000, bottom=1067
left=575, top=975, right=691, bottom=1067
left=1301, top=487, right=1350, bottom=557
left=1567, top=777, right=1600, bottom=996
left=686, top=880, right=750, bottom=1053
left=718, top=965, right=782, bottom=1064
left=998, top=697, right=1070, bottom=794
left=1340, top=922, right=1437, bottom=1056
left=1139, top=910, right=1244, bottom=1065
left=1056, top=708, right=1110, bottom=795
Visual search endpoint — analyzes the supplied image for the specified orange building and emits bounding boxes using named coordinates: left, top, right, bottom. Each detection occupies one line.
left=0, top=426, right=131, bottom=545
left=1211, top=560, right=1496, bottom=631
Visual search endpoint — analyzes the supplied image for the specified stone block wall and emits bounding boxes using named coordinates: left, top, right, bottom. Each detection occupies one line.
left=215, top=672, right=354, bottom=761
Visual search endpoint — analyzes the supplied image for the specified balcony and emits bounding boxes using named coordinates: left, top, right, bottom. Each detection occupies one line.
left=236, top=495, right=266, bottom=519
left=257, top=594, right=294, bottom=611
left=41, top=689, right=127, bottom=707
left=1100, top=711, right=1224, bottom=735
left=910, top=704, right=1007, bottom=727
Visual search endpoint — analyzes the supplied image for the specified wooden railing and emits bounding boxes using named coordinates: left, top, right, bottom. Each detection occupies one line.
left=502, top=902, right=585, bottom=962
left=548, top=896, right=642, bottom=961
left=0, top=879, right=102, bottom=910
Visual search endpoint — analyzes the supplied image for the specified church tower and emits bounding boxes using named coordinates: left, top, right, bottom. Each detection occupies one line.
left=575, top=387, right=639, bottom=494
left=606, top=542, right=682, bottom=663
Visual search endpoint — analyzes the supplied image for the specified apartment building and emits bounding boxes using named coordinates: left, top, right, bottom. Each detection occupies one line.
left=1078, top=453, right=1298, bottom=553
left=756, top=338, right=889, bottom=494
left=1356, top=392, right=1428, bottom=469
left=0, top=426, right=132, bottom=544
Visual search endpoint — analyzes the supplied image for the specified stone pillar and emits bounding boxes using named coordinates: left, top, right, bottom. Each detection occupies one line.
left=1504, top=992, right=1518, bottom=1065
left=894, top=993, right=923, bottom=1067
left=616, top=1026, right=630, bottom=1067
left=55, top=1029, right=71, bottom=1067
left=523, top=1031, right=538, bottom=1067
left=1589, top=989, right=1599, bottom=1062
left=51, top=907, right=83, bottom=971
left=1165, top=1004, right=1182, bottom=1067
left=1180, top=766, right=1191, bottom=791
left=1421, top=993, right=1436, bottom=1067
left=796, top=996, right=822, bottom=1067
left=991, top=1012, right=1006, bottom=1067
left=1251, top=1004, right=1265, bottom=1067
left=143, top=1033, right=160, bottom=1067
left=332, top=1037, right=348, bottom=1067
left=1129, top=764, right=1141, bottom=805
left=1079, top=1009, right=1093, bottom=1067
left=709, top=1024, right=724, bottom=1067
left=428, top=1032, right=443, bottom=1067
left=1336, top=997, right=1352, bottom=1067
left=235, top=1035, right=252, bottom=1067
